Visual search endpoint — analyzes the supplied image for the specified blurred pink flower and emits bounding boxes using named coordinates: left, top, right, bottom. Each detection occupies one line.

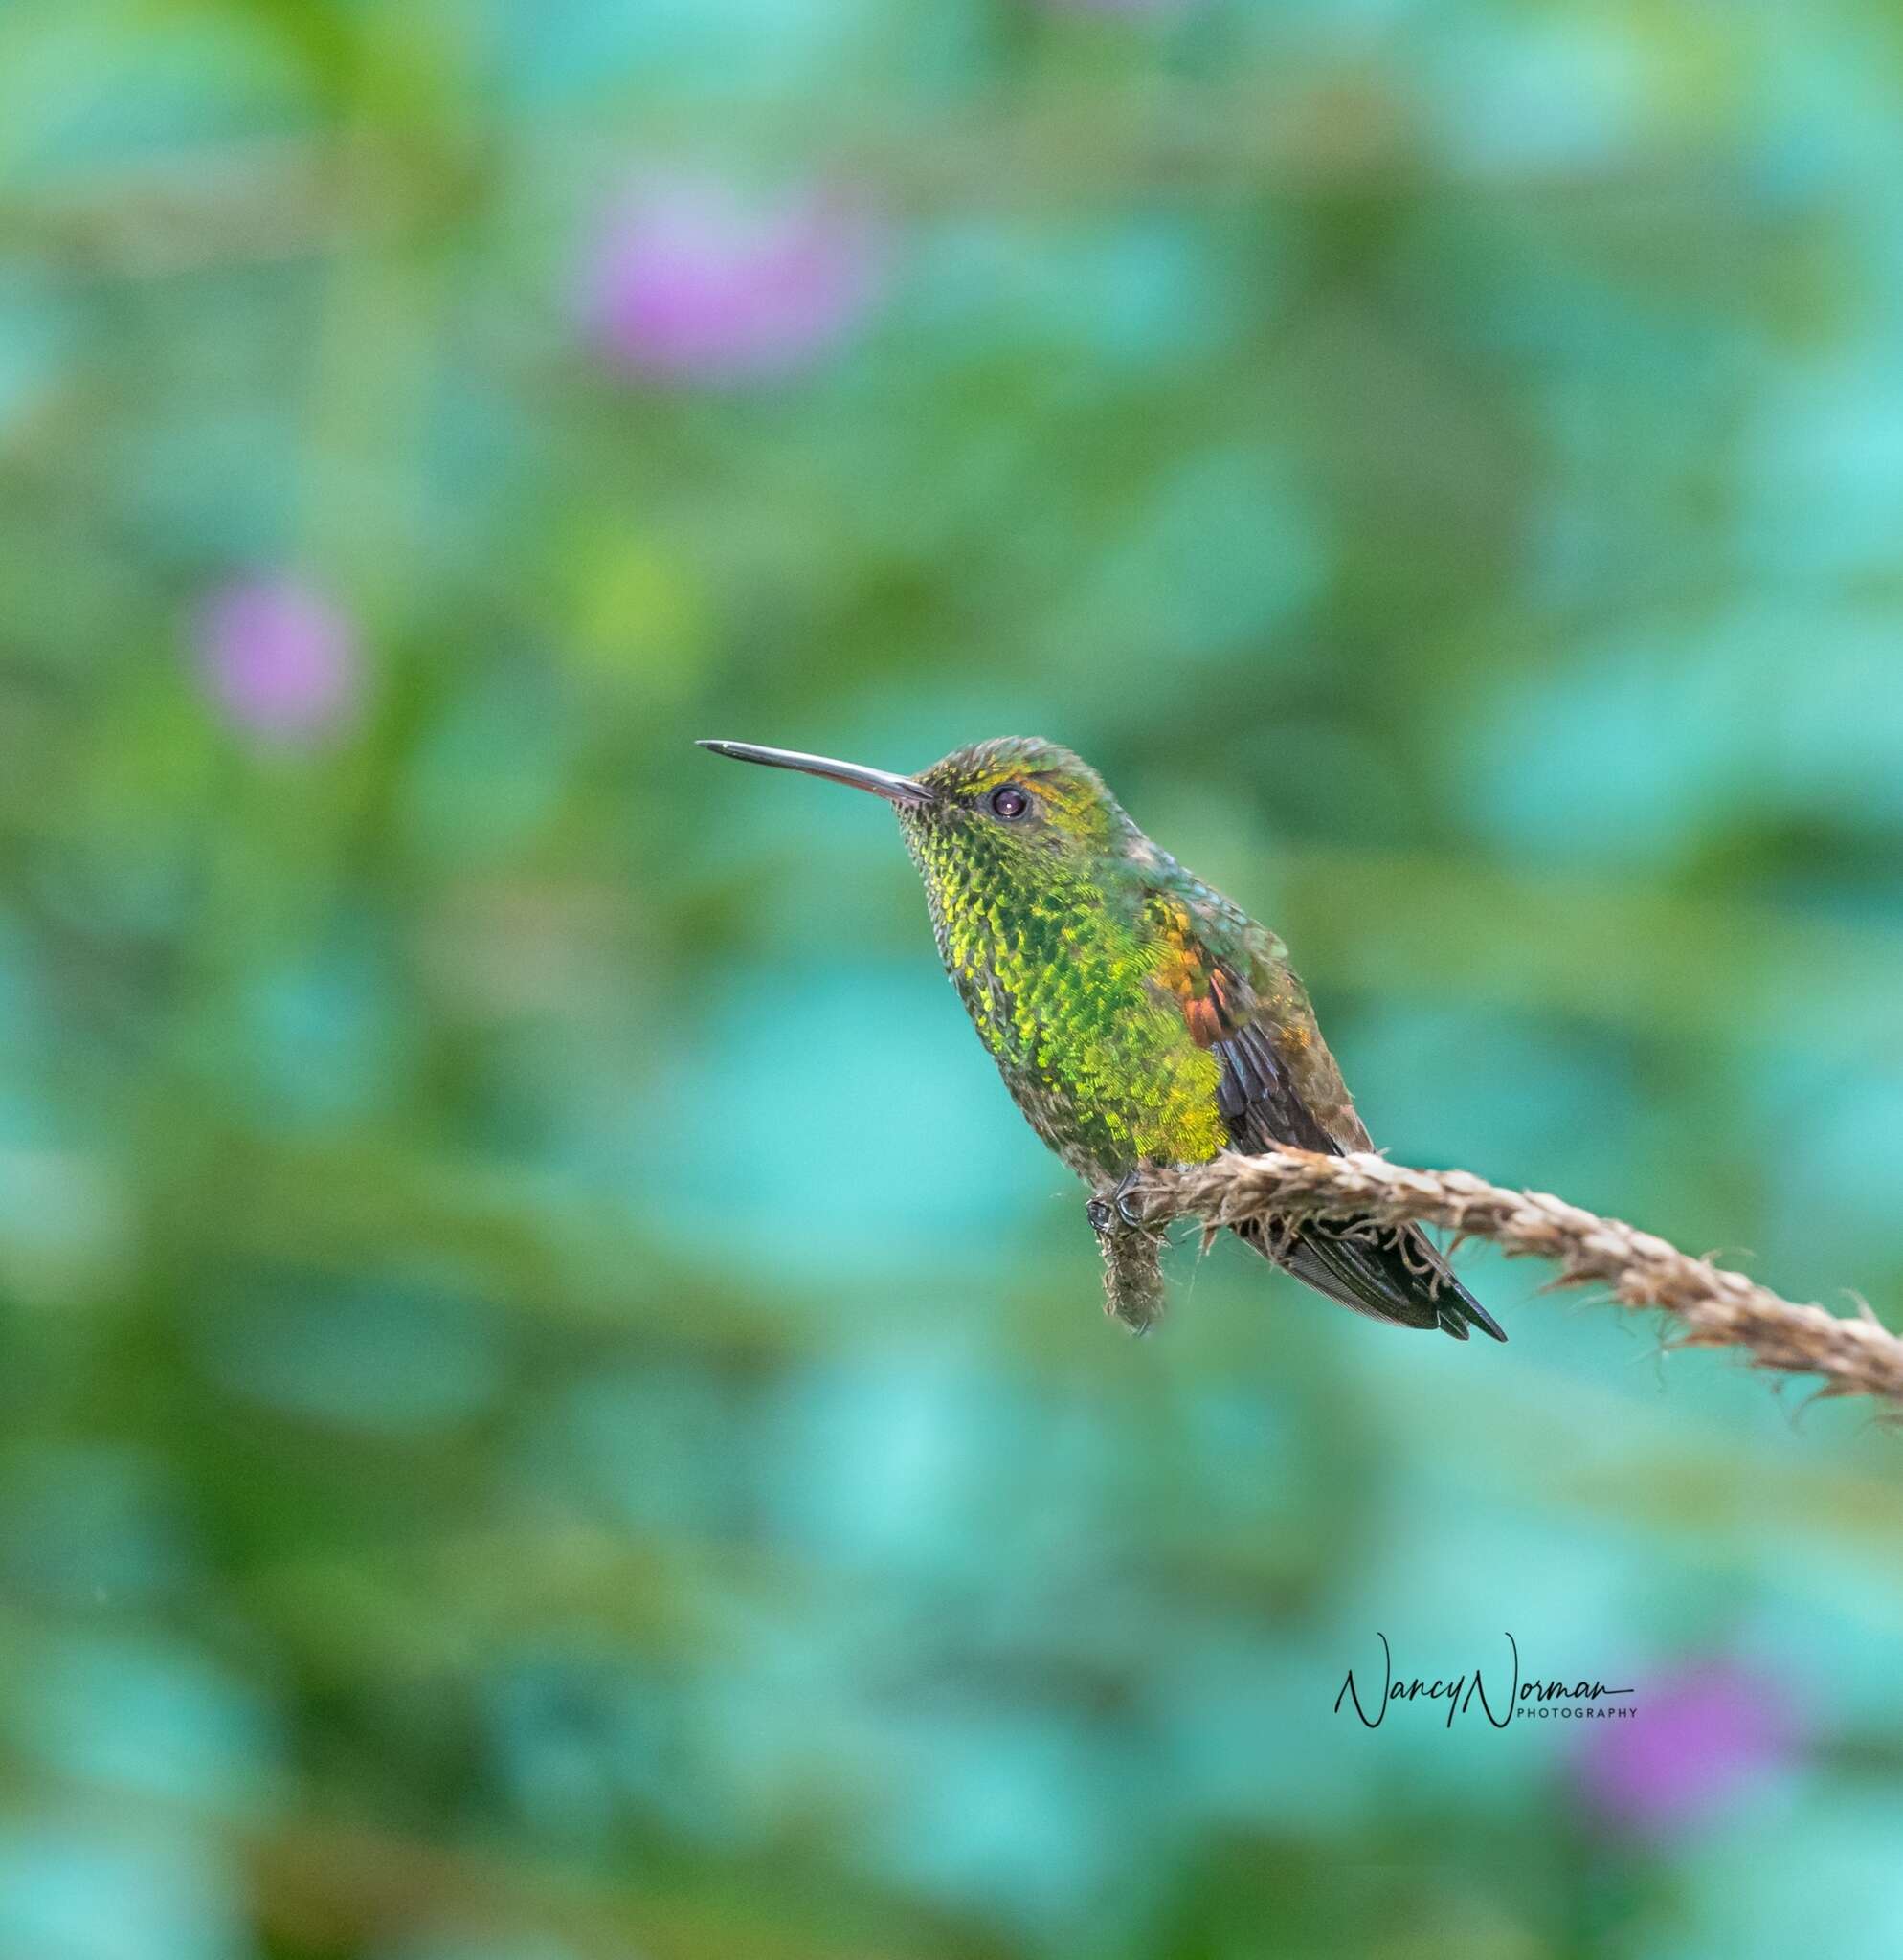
left=1574, top=1659, right=1798, bottom=1836
left=580, top=174, right=884, bottom=385
left=194, top=576, right=362, bottom=747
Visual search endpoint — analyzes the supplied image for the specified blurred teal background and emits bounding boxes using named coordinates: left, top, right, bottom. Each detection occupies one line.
left=3, top=2, right=1903, bottom=1956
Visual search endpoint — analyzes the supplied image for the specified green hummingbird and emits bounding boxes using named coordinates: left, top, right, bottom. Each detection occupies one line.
left=699, top=736, right=1504, bottom=1343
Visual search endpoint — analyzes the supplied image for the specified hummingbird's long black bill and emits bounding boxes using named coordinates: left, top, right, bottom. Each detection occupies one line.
left=697, top=740, right=933, bottom=806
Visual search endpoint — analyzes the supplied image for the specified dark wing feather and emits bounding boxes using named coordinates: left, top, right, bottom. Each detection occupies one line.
left=1214, top=1021, right=1505, bottom=1342
left=1143, top=887, right=1503, bottom=1343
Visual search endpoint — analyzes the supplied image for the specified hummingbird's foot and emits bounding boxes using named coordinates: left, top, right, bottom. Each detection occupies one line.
left=1108, top=1168, right=1148, bottom=1231
left=1088, top=1172, right=1150, bottom=1236
left=1088, top=1182, right=1168, bottom=1333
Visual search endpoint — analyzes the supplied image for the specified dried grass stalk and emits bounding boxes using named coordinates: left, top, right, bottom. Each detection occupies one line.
left=1112, top=1147, right=1903, bottom=1405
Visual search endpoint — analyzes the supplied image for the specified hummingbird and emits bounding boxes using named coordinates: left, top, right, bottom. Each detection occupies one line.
left=698, top=736, right=1504, bottom=1343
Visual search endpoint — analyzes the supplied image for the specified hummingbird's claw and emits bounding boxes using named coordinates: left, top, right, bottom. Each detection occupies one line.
left=1089, top=1171, right=1151, bottom=1237
left=1109, top=1169, right=1147, bottom=1231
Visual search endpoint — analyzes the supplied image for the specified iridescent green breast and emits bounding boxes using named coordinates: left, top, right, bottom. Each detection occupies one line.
left=901, top=819, right=1227, bottom=1180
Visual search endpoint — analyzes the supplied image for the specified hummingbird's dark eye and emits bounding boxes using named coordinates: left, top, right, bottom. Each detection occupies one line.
left=989, top=785, right=1031, bottom=820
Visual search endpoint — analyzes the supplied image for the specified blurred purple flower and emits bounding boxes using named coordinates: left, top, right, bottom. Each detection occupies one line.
left=580, top=174, right=884, bottom=385
left=1574, top=1659, right=1798, bottom=1836
left=194, top=576, right=362, bottom=748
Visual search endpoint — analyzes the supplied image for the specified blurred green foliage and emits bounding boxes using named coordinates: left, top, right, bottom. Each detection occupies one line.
left=3, top=2, right=1903, bottom=1957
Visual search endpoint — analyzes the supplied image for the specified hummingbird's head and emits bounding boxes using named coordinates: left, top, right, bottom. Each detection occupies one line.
left=697, top=734, right=1146, bottom=901
left=907, top=736, right=1129, bottom=862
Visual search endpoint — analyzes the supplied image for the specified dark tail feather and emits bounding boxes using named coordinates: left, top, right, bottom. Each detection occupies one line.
left=1238, top=1216, right=1506, bottom=1343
